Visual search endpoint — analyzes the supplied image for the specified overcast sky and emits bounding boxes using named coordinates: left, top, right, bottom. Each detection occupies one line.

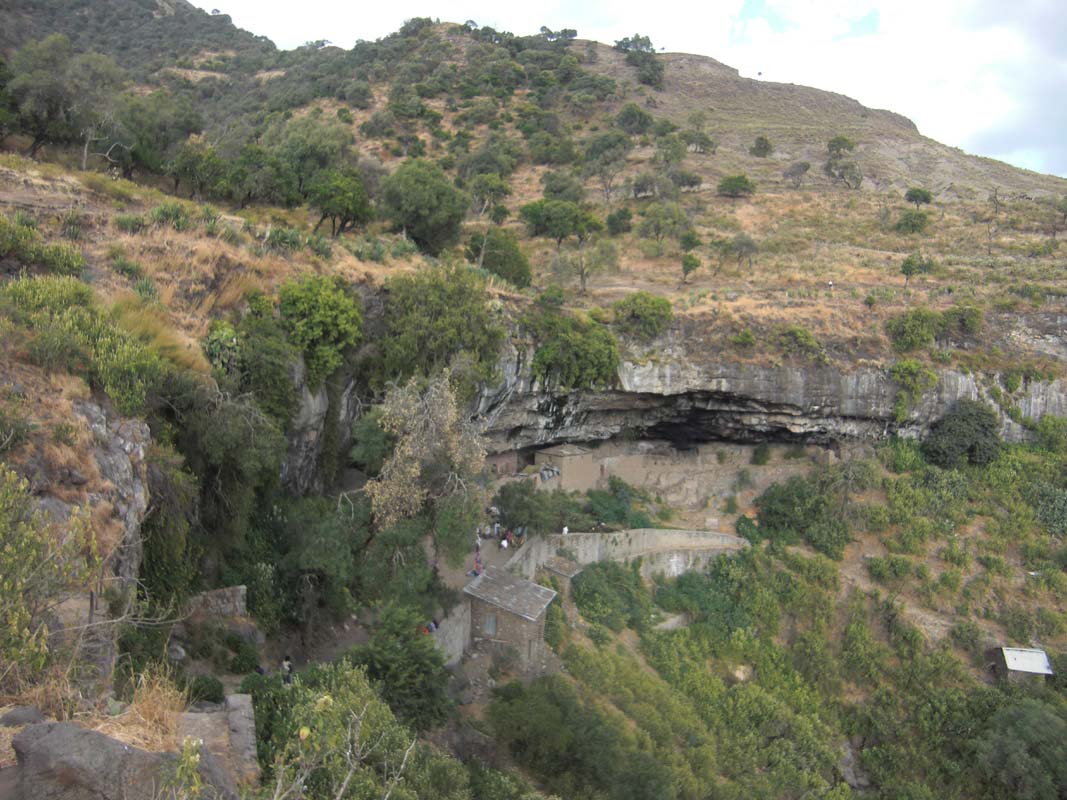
left=192, top=0, right=1067, bottom=178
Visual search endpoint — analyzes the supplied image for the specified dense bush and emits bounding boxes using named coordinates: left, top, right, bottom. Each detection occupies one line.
left=465, top=227, right=531, bottom=287
left=378, top=158, right=467, bottom=254
left=572, top=561, right=652, bottom=631
left=527, top=309, right=619, bottom=390
left=717, top=174, right=756, bottom=198
left=379, top=265, right=504, bottom=388
left=186, top=674, right=225, bottom=704
left=922, top=399, right=1001, bottom=468
left=886, top=307, right=943, bottom=351
left=278, top=275, right=362, bottom=390
left=755, top=472, right=852, bottom=558
left=611, top=291, right=672, bottom=339
left=0, top=214, right=85, bottom=275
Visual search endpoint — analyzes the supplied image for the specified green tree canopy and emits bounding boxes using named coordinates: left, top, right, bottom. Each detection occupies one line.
left=922, top=399, right=1001, bottom=468
left=309, top=169, right=373, bottom=237
left=379, top=159, right=468, bottom=255
left=717, top=174, right=756, bottom=198
left=278, top=275, right=363, bottom=390
left=466, top=227, right=532, bottom=287
left=379, top=265, right=504, bottom=385
left=905, top=187, right=933, bottom=209
left=616, top=102, right=654, bottom=135
left=350, top=603, right=453, bottom=732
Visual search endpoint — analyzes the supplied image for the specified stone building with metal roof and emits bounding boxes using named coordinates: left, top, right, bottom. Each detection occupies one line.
left=993, top=646, right=1055, bottom=683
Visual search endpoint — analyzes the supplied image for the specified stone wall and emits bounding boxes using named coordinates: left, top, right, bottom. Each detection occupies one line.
left=469, top=597, right=548, bottom=673
left=432, top=599, right=470, bottom=667
left=506, top=529, right=748, bottom=580
left=185, top=586, right=248, bottom=619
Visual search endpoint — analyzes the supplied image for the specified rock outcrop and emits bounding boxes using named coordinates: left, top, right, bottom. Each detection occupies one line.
left=12, top=722, right=237, bottom=800
left=472, top=333, right=1067, bottom=453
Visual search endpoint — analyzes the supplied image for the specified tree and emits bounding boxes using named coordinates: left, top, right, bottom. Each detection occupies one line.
left=309, top=170, right=373, bottom=236
left=681, top=129, right=716, bottom=154
left=110, top=90, right=202, bottom=180
left=784, top=161, right=811, bottom=189
left=681, top=253, right=701, bottom=282
left=379, top=265, right=503, bottom=386
left=169, top=134, right=224, bottom=200
left=9, top=35, right=121, bottom=159
left=278, top=275, right=363, bottom=390
left=824, top=136, right=862, bottom=189
left=750, top=135, right=773, bottom=157
left=583, top=131, right=632, bottom=203
left=466, top=227, right=531, bottom=287
left=614, top=34, right=665, bottom=88
left=379, top=159, right=468, bottom=255
left=973, top=699, right=1067, bottom=800
left=724, top=233, right=758, bottom=269
left=905, top=187, right=932, bottom=209
left=895, top=210, right=929, bottom=234
left=570, top=230, right=612, bottom=294
left=363, top=370, right=486, bottom=537
left=519, top=199, right=594, bottom=251
left=263, top=115, right=353, bottom=198
left=350, top=604, right=453, bottom=732
left=616, top=102, right=653, bottom=135
left=900, top=252, right=934, bottom=285
left=717, top=174, right=756, bottom=199
left=922, top=399, right=1001, bottom=468
left=637, top=202, right=688, bottom=242
left=469, top=173, right=511, bottom=217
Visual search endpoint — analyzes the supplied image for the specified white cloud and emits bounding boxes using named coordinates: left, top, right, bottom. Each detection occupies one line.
left=193, top=0, right=1067, bottom=176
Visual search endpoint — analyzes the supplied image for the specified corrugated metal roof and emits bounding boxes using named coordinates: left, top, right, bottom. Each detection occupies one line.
left=1001, top=647, right=1054, bottom=675
left=464, top=567, right=557, bottom=622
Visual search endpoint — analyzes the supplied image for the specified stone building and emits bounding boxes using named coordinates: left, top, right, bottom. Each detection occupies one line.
left=992, top=646, right=1054, bottom=684
left=464, top=567, right=557, bottom=672
left=534, top=444, right=599, bottom=492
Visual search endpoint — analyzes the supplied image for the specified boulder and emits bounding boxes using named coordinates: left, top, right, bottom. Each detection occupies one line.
left=13, top=722, right=237, bottom=800
left=0, top=706, right=44, bottom=726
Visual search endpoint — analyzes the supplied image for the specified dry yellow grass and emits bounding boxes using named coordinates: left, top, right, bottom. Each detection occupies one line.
left=92, top=666, right=186, bottom=752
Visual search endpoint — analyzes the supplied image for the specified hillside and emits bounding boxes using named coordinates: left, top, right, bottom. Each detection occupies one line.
left=2, top=7, right=1067, bottom=800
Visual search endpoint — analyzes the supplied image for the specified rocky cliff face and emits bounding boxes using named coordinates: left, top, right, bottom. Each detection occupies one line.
left=279, top=357, right=362, bottom=495
left=472, top=333, right=1067, bottom=453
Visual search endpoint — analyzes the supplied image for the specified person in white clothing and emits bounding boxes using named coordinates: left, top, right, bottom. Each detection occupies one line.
left=562, top=526, right=569, bottom=535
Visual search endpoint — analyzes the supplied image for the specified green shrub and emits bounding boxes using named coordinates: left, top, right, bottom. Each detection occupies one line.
left=731, top=328, right=756, bottom=348
left=749, top=135, right=773, bottom=157
left=922, top=399, right=1001, bottom=468
left=530, top=312, right=619, bottom=390
left=751, top=442, right=771, bottom=466
left=229, top=638, right=261, bottom=674
left=149, top=202, right=191, bottom=230
left=612, top=292, right=672, bottom=339
left=606, top=207, right=632, bottom=235
left=895, top=210, right=929, bottom=234
left=465, top=227, right=531, bottom=287
left=186, top=674, right=225, bottom=704
left=886, top=307, right=942, bottom=351
left=264, top=227, right=303, bottom=252
left=717, top=174, right=756, bottom=198
left=278, top=275, right=362, bottom=390
left=114, top=214, right=147, bottom=234
left=889, top=358, right=938, bottom=422
left=572, top=561, right=652, bottom=632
